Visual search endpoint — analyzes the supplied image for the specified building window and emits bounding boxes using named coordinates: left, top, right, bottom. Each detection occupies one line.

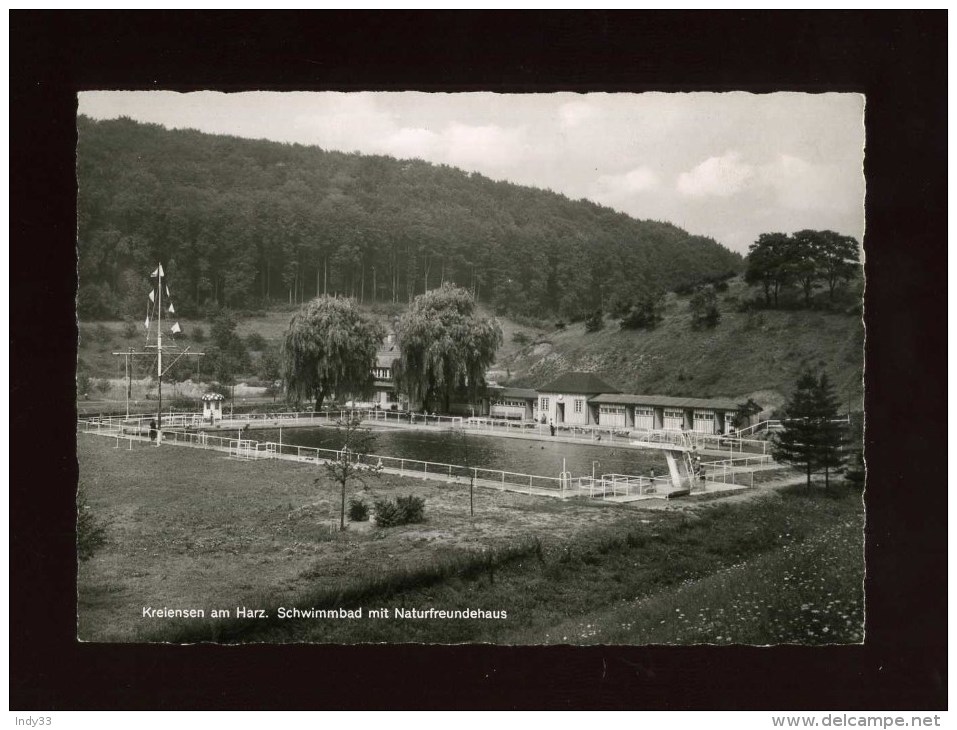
left=694, top=411, right=715, bottom=420
left=635, top=408, right=653, bottom=417
left=540, top=397, right=549, bottom=411
left=574, top=399, right=583, bottom=413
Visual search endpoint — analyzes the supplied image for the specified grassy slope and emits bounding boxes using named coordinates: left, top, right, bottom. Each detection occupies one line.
left=499, top=277, right=865, bottom=413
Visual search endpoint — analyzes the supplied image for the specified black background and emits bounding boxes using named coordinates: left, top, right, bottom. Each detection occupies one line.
left=10, top=11, right=947, bottom=710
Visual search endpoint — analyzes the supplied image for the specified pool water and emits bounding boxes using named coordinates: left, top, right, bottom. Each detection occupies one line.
left=255, top=425, right=668, bottom=479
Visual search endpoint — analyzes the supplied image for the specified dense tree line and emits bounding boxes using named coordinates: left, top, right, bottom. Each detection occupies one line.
left=77, top=116, right=742, bottom=321
left=744, top=230, right=860, bottom=308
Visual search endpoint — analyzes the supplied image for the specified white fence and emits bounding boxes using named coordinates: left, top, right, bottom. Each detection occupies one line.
left=79, top=414, right=781, bottom=500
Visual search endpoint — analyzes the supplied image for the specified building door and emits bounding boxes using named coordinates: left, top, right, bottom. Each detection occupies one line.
left=556, top=402, right=565, bottom=424
left=663, top=409, right=684, bottom=430
left=634, top=408, right=654, bottom=430
left=693, top=410, right=715, bottom=434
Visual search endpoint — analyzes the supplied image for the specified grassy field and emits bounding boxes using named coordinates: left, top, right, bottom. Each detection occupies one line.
left=77, top=433, right=650, bottom=642
left=77, top=433, right=863, bottom=645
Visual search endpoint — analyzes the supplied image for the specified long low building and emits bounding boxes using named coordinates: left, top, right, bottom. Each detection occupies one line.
left=486, top=372, right=744, bottom=435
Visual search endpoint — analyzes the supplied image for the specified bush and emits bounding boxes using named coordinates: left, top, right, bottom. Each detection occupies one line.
left=689, top=285, right=721, bottom=329
left=168, top=395, right=199, bottom=411
left=192, top=326, right=207, bottom=343
left=77, top=283, right=115, bottom=319
left=77, top=490, right=108, bottom=561
left=245, top=332, right=267, bottom=352
left=554, top=320, right=566, bottom=331
left=619, top=293, right=664, bottom=330
left=374, top=494, right=426, bottom=527
left=122, top=318, right=138, bottom=339
left=584, top=309, right=605, bottom=333
left=94, top=378, right=112, bottom=394
left=347, top=497, right=370, bottom=522
left=512, top=331, right=531, bottom=346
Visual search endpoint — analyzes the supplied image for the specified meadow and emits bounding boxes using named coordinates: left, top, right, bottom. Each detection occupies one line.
left=77, top=433, right=863, bottom=645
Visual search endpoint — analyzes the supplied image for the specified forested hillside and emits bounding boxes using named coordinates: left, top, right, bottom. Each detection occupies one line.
left=77, top=116, right=742, bottom=321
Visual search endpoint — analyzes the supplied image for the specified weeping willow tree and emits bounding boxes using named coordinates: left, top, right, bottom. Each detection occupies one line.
left=394, top=283, right=502, bottom=413
left=280, top=296, right=385, bottom=411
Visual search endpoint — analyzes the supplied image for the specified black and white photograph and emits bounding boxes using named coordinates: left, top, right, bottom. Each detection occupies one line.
left=10, top=10, right=947, bottom=713
left=74, top=90, right=866, bottom=646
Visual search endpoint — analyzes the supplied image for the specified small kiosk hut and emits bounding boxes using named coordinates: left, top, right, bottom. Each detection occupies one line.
left=202, top=392, right=225, bottom=423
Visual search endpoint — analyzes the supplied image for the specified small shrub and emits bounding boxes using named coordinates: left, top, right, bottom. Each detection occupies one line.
left=689, top=285, right=721, bottom=329
left=619, top=293, right=664, bottom=330
left=554, top=320, right=566, bottom=331
left=94, top=378, right=112, bottom=394
left=374, top=494, right=426, bottom=527
left=192, top=326, right=207, bottom=343
left=245, top=332, right=267, bottom=352
left=512, top=331, right=531, bottom=346
left=584, top=309, right=605, bottom=333
left=347, top=497, right=370, bottom=522
left=395, top=495, right=425, bottom=523
left=122, top=318, right=138, bottom=339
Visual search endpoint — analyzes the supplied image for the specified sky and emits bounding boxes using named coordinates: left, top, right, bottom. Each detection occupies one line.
left=78, top=91, right=865, bottom=255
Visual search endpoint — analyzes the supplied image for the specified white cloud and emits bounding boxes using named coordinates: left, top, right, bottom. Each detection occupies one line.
left=677, top=151, right=754, bottom=197
left=441, top=123, right=529, bottom=169
left=379, top=127, right=440, bottom=160
left=591, top=167, right=660, bottom=202
left=758, top=153, right=856, bottom=212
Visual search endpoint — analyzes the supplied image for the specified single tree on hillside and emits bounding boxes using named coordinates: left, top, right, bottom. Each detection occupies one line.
left=813, top=230, right=861, bottom=300
left=394, top=283, right=502, bottom=413
left=745, top=232, right=792, bottom=307
left=790, top=231, right=825, bottom=306
left=281, top=296, right=385, bottom=411
left=772, top=369, right=848, bottom=489
left=689, top=285, right=721, bottom=329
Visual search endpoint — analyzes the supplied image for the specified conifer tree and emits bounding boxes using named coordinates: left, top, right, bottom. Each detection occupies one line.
left=813, top=372, right=848, bottom=489
left=773, top=369, right=847, bottom=489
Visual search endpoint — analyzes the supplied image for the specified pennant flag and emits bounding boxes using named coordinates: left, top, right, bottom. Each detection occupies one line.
left=159, top=264, right=165, bottom=278
left=151, top=267, right=159, bottom=278
left=144, top=316, right=150, bottom=329
left=171, top=322, right=182, bottom=334
left=149, top=290, right=155, bottom=302
left=168, top=303, right=175, bottom=314
left=166, top=285, right=170, bottom=297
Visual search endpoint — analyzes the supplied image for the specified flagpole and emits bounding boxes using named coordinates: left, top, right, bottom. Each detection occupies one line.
left=157, top=263, right=163, bottom=445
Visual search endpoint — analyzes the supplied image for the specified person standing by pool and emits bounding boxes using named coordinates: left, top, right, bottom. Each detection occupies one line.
left=549, top=420, right=555, bottom=437
left=149, top=419, right=157, bottom=442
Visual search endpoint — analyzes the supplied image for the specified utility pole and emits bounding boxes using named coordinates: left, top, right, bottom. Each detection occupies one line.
left=111, top=346, right=136, bottom=418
